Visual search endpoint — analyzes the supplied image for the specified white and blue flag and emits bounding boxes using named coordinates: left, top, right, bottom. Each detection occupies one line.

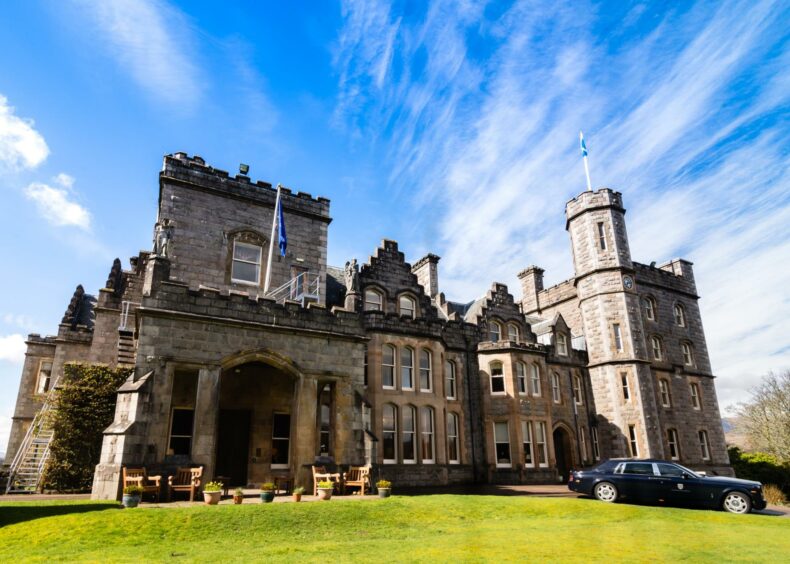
left=580, top=131, right=588, bottom=157
left=277, top=196, right=287, bottom=256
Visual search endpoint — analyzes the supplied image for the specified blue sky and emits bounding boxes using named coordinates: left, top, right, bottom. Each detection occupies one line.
left=0, top=0, right=787, bottom=455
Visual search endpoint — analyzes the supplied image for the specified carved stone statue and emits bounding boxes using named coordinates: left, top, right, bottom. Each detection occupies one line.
left=344, top=259, right=359, bottom=294
left=154, top=219, right=173, bottom=257
left=105, top=258, right=124, bottom=296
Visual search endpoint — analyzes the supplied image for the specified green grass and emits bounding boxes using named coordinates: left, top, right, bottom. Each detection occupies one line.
left=0, top=496, right=788, bottom=562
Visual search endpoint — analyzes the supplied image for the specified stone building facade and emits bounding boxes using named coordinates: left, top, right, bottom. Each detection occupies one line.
left=4, top=153, right=731, bottom=499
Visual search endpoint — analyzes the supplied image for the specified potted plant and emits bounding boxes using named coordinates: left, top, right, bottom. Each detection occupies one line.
left=377, top=479, right=392, bottom=498
left=260, top=482, right=275, bottom=503
left=292, top=486, right=304, bottom=502
left=203, top=481, right=223, bottom=505
left=316, top=480, right=334, bottom=501
left=122, top=484, right=143, bottom=508
left=233, top=487, right=244, bottom=505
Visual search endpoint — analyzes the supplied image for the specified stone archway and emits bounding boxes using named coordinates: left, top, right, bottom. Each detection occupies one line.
left=553, top=425, right=574, bottom=482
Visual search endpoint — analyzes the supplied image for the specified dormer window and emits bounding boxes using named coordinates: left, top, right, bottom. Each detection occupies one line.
left=231, top=241, right=262, bottom=285
left=489, top=321, right=502, bottom=342
left=364, top=289, right=383, bottom=311
left=556, top=333, right=568, bottom=356
left=399, top=295, right=416, bottom=319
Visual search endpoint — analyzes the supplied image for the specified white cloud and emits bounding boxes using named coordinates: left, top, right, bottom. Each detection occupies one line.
left=1, top=314, right=36, bottom=332
left=0, top=94, right=49, bottom=172
left=75, top=0, right=203, bottom=110
left=334, top=0, right=789, bottom=407
left=25, top=179, right=91, bottom=230
left=0, top=334, right=26, bottom=364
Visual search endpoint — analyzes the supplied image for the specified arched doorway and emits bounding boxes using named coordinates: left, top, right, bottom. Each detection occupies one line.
left=553, top=426, right=573, bottom=482
left=215, top=361, right=298, bottom=486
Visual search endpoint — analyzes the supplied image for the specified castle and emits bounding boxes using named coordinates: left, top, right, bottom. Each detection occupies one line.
left=5, top=152, right=731, bottom=498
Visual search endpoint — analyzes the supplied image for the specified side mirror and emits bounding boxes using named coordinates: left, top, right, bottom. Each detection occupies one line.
left=681, top=472, right=690, bottom=480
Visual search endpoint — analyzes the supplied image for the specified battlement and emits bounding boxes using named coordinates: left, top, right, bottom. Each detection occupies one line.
left=633, top=259, right=697, bottom=296
left=161, top=152, right=331, bottom=221
left=565, top=188, right=625, bottom=227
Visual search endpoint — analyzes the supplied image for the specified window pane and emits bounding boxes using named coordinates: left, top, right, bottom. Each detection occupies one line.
left=232, top=260, right=259, bottom=283
left=273, top=413, right=290, bottom=438
left=401, top=348, right=413, bottom=388
left=365, top=290, right=382, bottom=311
left=657, top=463, right=683, bottom=477
left=420, top=350, right=431, bottom=390
left=623, top=462, right=654, bottom=475
left=169, top=436, right=191, bottom=456
left=234, top=242, right=261, bottom=262
left=445, top=361, right=456, bottom=399
left=171, top=409, right=194, bottom=436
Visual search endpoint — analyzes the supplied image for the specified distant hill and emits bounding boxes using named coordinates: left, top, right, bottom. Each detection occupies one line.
left=722, top=417, right=750, bottom=450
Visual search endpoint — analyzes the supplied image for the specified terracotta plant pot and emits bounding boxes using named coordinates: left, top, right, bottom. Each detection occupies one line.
left=317, top=488, right=333, bottom=501
left=233, top=495, right=243, bottom=505
left=292, top=493, right=302, bottom=502
left=260, top=491, right=275, bottom=503
left=378, top=488, right=391, bottom=499
left=203, top=491, right=222, bottom=505
left=122, top=494, right=141, bottom=508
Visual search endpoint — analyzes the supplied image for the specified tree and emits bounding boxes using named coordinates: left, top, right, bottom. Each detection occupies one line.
left=736, top=370, right=790, bottom=462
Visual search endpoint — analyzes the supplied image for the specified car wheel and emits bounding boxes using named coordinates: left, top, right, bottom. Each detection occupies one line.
left=722, top=491, right=751, bottom=514
left=594, top=481, right=619, bottom=503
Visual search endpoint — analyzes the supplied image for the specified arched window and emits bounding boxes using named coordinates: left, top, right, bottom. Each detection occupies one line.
left=573, top=374, right=583, bottom=405
left=402, top=405, right=416, bottom=463
left=690, top=382, right=701, bottom=410
left=508, top=323, right=520, bottom=343
left=447, top=413, right=460, bottom=463
left=556, top=333, right=568, bottom=356
left=401, top=347, right=414, bottom=389
left=445, top=360, right=456, bottom=399
left=489, top=320, right=502, bottom=342
left=381, top=344, right=395, bottom=389
left=490, top=362, right=505, bottom=394
left=674, top=303, right=686, bottom=327
left=651, top=336, right=664, bottom=361
left=698, top=430, right=711, bottom=460
left=530, top=364, right=541, bottom=396
left=419, top=349, right=432, bottom=391
left=382, top=404, right=397, bottom=463
left=420, top=407, right=435, bottom=463
left=399, top=295, right=416, bottom=319
left=682, top=342, right=694, bottom=366
left=551, top=372, right=561, bottom=403
left=516, top=362, right=527, bottom=395
left=659, top=379, right=672, bottom=407
left=644, top=297, right=657, bottom=321
left=364, top=288, right=384, bottom=311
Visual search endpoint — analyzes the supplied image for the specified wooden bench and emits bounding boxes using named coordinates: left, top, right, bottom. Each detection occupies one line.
left=343, top=465, right=371, bottom=496
left=312, top=465, right=343, bottom=496
left=168, top=467, right=203, bottom=502
left=122, top=467, right=162, bottom=502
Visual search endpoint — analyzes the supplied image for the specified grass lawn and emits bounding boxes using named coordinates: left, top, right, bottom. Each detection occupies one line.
left=1, top=495, right=788, bottom=562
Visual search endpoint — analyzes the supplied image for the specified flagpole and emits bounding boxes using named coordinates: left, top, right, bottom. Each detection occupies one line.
left=580, top=131, right=592, bottom=191
left=263, top=184, right=281, bottom=294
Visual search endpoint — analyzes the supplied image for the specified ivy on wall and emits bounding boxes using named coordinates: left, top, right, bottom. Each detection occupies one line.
left=42, top=363, right=131, bottom=492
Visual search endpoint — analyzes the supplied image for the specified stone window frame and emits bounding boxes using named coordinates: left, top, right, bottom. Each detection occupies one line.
left=573, top=374, right=583, bottom=405
left=401, top=404, right=417, bottom=464
left=489, top=361, right=506, bottom=395
left=681, top=341, right=695, bottom=366
left=579, top=425, right=588, bottom=462
left=556, top=332, right=569, bottom=356
left=494, top=420, right=512, bottom=468
left=226, top=229, right=267, bottom=287
left=382, top=403, right=398, bottom=464
left=401, top=346, right=415, bottom=390
left=420, top=406, right=436, bottom=464
left=690, top=382, right=702, bottom=410
left=667, top=428, right=680, bottom=460
left=35, top=358, right=54, bottom=395
left=591, top=426, right=601, bottom=461
left=489, top=319, right=503, bottom=342
left=659, top=378, right=672, bottom=407
left=673, top=303, right=686, bottom=327
left=507, top=323, right=520, bottom=343
left=419, top=348, right=432, bottom=392
left=651, top=335, right=664, bottom=361
left=535, top=421, right=549, bottom=467
left=551, top=372, right=562, bottom=404
left=445, top=360, right=457, bottom=400
left=398, top=292, right=418, bottom=319
left=168, top=406, right=195, bottom=457
left=271, top=412, right=291, bottom=469
left=643, top=295, right=657, bottom=321
left=621, top=372, right=631, bottom=402
left=698, top=429, right=711, bottom=461
left=596, top=221, right=607, bottom=250
left=381, top=344, right=396, bottom=390
left=516, top=362, right=528, bottom=396
left=530, top=364, right=542, bottom=397
left=521, top=420, right=535, bottom=468
left=447, top=412, right=461, bottom=464
left=627, top=424, right=639, bottom=457
left=612, top=323, right=624, bottom=352
left=364, top=286, right=386, bottom=312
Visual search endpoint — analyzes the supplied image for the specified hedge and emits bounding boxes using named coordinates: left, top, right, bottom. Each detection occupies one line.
left=729, top=446, right=790, bottom=496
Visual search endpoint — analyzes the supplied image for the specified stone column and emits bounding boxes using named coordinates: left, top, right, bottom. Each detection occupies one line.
left=192, top=365, right=221, bottom=481
left=293, top=375, right=318, bottom=489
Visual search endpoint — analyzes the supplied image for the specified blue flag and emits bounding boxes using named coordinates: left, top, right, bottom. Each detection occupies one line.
left=277, top=196, right=287, bottom=256
left=580, top=132, right=588, bottom=157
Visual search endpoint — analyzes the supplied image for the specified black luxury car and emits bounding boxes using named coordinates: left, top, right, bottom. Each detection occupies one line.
left=567, top=459, right=767, bottom=514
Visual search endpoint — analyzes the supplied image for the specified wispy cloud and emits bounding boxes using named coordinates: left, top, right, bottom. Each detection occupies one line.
left=75, top=0, right=203, bottom=110
left=2, top=314, right=37, bottom=332
left=25, top=173, right=91, bottom=230
left=0, top=334, right=25, bottom=364
left=333, top=0, right=790, bottom=406
left=0, top=94, right=49, bottom=172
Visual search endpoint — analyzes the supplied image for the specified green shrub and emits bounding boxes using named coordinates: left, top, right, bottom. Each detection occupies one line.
left=729, top=447, right=790, bottom=496
left=42, top=364, right=131, bottom=492
left=763, top=484, right=786, bottom=505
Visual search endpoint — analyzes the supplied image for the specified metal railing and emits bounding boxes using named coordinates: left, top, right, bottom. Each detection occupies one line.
left=267, top=272, right=321, bottom=305
left=119, top=301, right=140, bottom=331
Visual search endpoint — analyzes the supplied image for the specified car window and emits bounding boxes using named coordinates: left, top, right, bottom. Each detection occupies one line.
left=622, top=462, right=655, bottom=475
left=657, top=463, right=684, bottom=477
left=592, top=460, right=618, bottom=473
